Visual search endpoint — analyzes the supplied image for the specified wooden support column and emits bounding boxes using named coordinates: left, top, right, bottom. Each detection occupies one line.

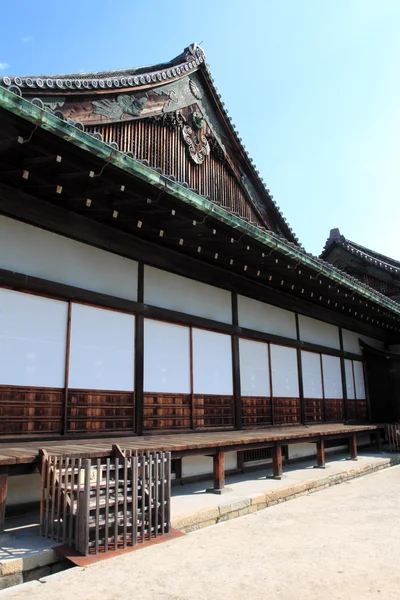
left=315, top=439, right=326, bottom=468
left=231, top=292, right=242, bottom=430
left=338, top=327, right=348, bottom=421
left=349, top=434, right=358, bottom=460
left=135, top=262, right=144, bottom=435
left=295, top=314, right=306, bottom=425
left=0, top=472, right=8, bottom=534
left=237, top=451, right=245, bottom=473
left=206, top=449, right=230, bottom=494
left=272, top=444, right=283, bottom=479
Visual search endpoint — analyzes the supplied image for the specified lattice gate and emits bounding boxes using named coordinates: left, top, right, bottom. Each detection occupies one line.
left=40, top=449, right=171, bottom=555
left=387, top=424, right=400, bottom=452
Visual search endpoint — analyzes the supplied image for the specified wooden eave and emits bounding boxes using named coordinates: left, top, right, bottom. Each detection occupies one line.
left=1, top=85, right=400, bottom=342
left=0, top=44, right=298, bottom=245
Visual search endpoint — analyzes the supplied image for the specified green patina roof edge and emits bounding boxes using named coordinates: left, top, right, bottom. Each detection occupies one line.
left=1, top=86, right=399, bottom=322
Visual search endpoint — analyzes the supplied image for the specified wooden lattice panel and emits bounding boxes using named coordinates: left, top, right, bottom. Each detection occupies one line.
left=324, top=399, right=344, bottom=422
left=273, top=398, right=301, bottom=425
left=242, top=396, right=272, bottom=427
left=0, top=386, right=63, bottom=434
left=304, top=398, right=324, bottom=423
left=193, top=395, right=234, bottom=429
left=67, top=390, right=134, bottom=433
left=40, top=451, right=171, bottom=555
left=143, top=393, right=191, bottom=430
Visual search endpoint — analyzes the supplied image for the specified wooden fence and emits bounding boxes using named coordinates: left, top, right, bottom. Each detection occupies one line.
left=40, top=449, right=171, bottom=555
left=387, top=424, right=400, bottom=452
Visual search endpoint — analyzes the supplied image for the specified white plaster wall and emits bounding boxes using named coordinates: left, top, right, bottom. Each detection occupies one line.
left=6, top=473, right=41, bottom=507
left=237, top=295, right=297, bottom=339
left=192, top=329, right=233, bottom=395
left=68, top=303, right=135, bottom=391
left=298, top=315, right=340, bottom=349
left=144, top=266, right=232, bottom=324
left=182, top=452, right=237, bottom=478
left=0, top=215, right=138, bottom=300
left=0, top=289, right=68, bottom=387
left=288, top=443, right=317, bottom=460
left=343, top=330, right=384, bottom=355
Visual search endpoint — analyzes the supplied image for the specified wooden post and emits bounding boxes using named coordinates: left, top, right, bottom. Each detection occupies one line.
left=295, top=314, right=306, bottom=425
left=375, top=430, right=382, bottom=450
left=237, top=451, right=245, bottom=473
left=315, top=439, right=326, bottom=468
left=135, top=314, right=144, bottom=435
left=231, top=293, right=242, bottom=431
left=338, top=327, right=348, bottom=422
left=0, top=472, right=8, bottom=534
left=207, top=449, right=230, bottom=494
left=272, top=444, right=283, bottom=479
left=349, top=434, right=358, bottom=460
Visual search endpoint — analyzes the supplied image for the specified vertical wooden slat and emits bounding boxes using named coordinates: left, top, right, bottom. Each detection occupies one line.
left=165, top=452, right=171, bottom=533
left=68, top=457, right=75, bottom=547
left=50, top=456, right=57, bottom=539
left=56, top=456, right=62, bottom=541
left=39, top=452, right=47, bottom=536
left=44, top=455, right=51, bottom=538
left=63, top=301, right=72, bottom=435
left=74, top=457, right=82, bottom=547
left=123, top=457, right=128, bottom=548
left=95, top=458, right=100, bottom=554
left=132, top=454, right=138, bottom=546
left=160, top=453, right=165, bottom=535
left=62, top=456, right=69, bottom=543
left=147, top=452, right=152, bottom=540
left=114, top=457, right=119, bottom=550
left=104, top=458, right=110, bottom=552
left=84, top=460, right=91, bottom=555
left=154, top=452, right=159, bottom=537
left=140, top=453, right=145, bottom=543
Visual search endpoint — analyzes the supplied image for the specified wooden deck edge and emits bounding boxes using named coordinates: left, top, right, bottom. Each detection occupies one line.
left=172, top=454, right=400, bottom=533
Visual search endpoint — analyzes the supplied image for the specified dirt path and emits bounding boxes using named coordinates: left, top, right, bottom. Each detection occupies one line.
left=3, top=465, right=400, bottom=600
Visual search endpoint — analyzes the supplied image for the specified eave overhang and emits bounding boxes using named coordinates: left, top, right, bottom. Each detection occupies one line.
left=0, top=44, right=298, bottom=245
left=1, top=85, right=400, bottom=339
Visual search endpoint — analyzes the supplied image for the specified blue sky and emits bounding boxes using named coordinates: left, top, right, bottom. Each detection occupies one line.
left=1, top=0, right=399, bottom=257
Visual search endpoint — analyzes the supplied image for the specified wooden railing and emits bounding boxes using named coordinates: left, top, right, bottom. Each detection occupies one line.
left=40, top=448, right=171, bottom=555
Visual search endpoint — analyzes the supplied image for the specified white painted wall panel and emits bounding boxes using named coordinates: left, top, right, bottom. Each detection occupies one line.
left=344, top=359, right=355, bottom=399
left=144, top=320, right=190, bottom=393
left=182, top=452, right=237, bottom=478
left=322, top=355, right=343, bottom=399
left=270, top=345, right=299, bottom=397
left=342, top=330, right=361, bottom=355
left=301, top=351, right=323, bottom=398
left=69, top=304, right=135, bottom=391
left=298, top=315, right=340, bottom=349
left=0, top=215, right=138, bottom=300
left=342, top=331, right=384, bottom=355
left=144, top=266, right=232, bottom=324
left=0, top=288, right=68, bottom=387
left=353, top=361, right=366, bottom=400
left=239, top=338, right=270, bottom=396
left=237, top=295, right=296, bottom=339
left=192, top=329, right=233, bottom=394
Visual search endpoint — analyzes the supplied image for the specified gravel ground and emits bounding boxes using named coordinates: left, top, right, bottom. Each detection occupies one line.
left=3, top=465, right=400, bottom=600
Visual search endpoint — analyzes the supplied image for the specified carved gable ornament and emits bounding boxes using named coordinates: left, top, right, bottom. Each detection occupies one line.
left=182, top=110, right=210, bottom=165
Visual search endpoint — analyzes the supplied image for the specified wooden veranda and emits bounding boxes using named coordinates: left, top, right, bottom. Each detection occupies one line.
left=0, top=422, right=384, bottom=533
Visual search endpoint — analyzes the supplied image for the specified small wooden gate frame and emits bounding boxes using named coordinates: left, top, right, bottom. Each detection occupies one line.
left=40, top=448, right=171, bottom=555
left=387, top=424, right=400, bottom=452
